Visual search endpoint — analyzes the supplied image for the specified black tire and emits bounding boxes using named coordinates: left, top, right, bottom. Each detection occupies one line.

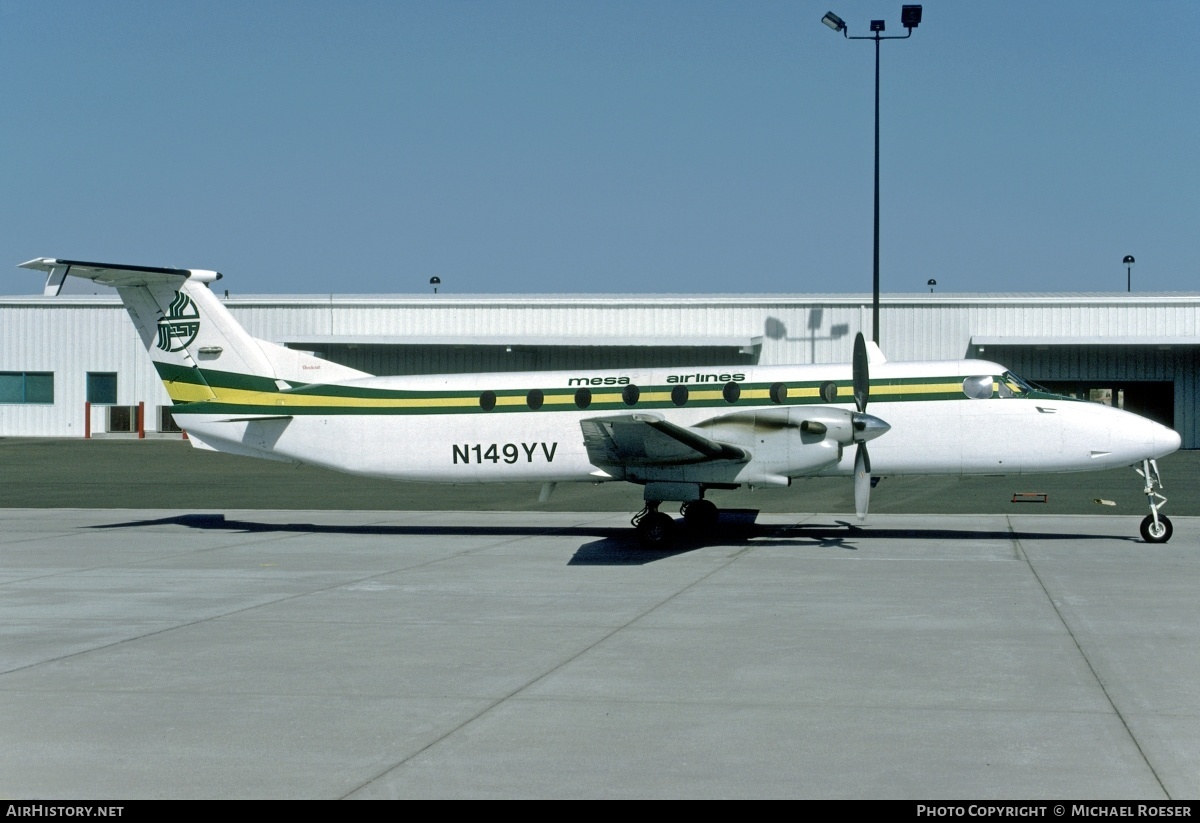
left=682, top=499, right=719, bottom=532
left=637, top=511, right=675, bottom=549
left=1140, top=514, right=1173, bottom=544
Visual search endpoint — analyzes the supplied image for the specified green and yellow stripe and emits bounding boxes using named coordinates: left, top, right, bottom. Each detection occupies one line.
left=155, top=362, right=997, bottom=417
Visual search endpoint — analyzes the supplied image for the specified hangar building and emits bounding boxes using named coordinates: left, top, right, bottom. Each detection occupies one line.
left=1, top=291, right=1197, bottom=448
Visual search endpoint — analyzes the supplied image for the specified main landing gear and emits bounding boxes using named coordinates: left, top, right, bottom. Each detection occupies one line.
left=681, top=499, right=719, bottom=531
left=632, top=502, right=675, bottom=549
left=632, top=498, right=723, bottom=549
left=1136, top=458, right=1173, bottom=544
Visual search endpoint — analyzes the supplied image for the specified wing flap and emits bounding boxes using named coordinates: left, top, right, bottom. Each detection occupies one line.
left=581, top=413, right=748, bottom=468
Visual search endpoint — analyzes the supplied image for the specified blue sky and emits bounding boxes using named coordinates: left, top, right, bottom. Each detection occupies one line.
left=2, top=1, right=1196, bottom=295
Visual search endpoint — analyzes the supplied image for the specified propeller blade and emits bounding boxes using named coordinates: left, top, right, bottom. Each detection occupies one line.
left=853, top=332, right=869, bottom=413
left=854, top=444, right=872, bottom=520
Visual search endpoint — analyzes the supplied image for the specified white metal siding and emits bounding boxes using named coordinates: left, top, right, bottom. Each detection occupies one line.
left=0, top=299, right=170, bottom=436
left=2, top=292, right=1197, bottom=446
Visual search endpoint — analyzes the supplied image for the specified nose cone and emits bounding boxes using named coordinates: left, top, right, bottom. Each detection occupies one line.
left=1082, top=406, right=1181, bottom=469
left=852, top=412, right=891, bottom=443
left=1122, top=412, right=1181, bottom=462
left=1151, top=421, right=1182, bottom=459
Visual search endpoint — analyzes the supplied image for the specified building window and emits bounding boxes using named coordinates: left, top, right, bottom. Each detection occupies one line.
left=160, top=406, right=182, bottom=433
left=0, top=372, right=54, bottom=404
left=87, top=372, right=118, bottom=405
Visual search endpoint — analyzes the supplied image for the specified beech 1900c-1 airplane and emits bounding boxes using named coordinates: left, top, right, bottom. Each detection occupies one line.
left=21, top=258, right=1182, bottom=547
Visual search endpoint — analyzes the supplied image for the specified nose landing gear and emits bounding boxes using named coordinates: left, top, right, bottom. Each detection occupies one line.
left=1136, top=459, right=1173, bottom=544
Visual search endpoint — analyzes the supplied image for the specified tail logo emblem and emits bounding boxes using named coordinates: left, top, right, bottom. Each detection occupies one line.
left=156, top=291, right=200, bottom=352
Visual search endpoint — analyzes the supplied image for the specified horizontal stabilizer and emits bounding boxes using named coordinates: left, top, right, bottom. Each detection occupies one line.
left=20, top=258, right=220, bottom=296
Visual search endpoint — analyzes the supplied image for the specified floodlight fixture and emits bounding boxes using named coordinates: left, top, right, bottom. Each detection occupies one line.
left=821, top=12, right=846, bottom=33
left=816, top=4, right=925, bottom=345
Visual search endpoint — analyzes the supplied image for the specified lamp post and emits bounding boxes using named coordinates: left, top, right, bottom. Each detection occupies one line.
left=1123, top=255, right=1134, bottom=293
left=429, top=276, right=441, bottom=294
left=822, top=5, right=923, bottom=345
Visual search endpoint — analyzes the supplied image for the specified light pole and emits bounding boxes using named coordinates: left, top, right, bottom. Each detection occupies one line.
left=822, top=5, right=923, bottom=345
left=1123, top=255, right=1134, bottom=292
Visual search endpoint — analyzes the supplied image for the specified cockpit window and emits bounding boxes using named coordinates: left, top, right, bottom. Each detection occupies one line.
left=965, top=372, right=1036, bottom=400
left=1000, top=371, right=1034, bottom=396
left=963, top=375, right=994, bottom=399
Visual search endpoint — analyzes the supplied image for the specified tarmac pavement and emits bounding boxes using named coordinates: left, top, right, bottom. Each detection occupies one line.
left=1, top=506, right=1197, bottom=799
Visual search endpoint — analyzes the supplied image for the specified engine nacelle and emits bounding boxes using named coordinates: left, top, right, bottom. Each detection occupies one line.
left=695, top=407, right=854, bottom=479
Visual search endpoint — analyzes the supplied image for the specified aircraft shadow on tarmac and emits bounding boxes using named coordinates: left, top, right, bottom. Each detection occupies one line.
left=570, top=521, right=1135, bottom=565
left=91, top=513, right=1133, bottom=567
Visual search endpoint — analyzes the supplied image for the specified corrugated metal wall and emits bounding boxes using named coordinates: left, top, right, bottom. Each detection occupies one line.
left=320, top=344, right=758, bottom=376
left=2, top=292, right=1197, bottom=446
left=0, top=298, right=171, bottom=437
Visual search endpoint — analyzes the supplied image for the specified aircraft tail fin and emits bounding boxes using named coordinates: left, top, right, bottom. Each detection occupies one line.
left=20, top=258, right=369, bottom=405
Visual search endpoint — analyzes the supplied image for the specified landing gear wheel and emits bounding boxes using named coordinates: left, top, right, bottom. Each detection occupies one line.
left=682, top=499, right=719, bottom=532
left=637, top=511, right=676, bottom=549
left=1140, top=514, right=1173, bottom=544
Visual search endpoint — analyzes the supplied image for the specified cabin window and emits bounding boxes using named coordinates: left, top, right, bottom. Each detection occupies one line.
left=671, top=385, right=688, bottom=406
left=820, top=381, right=838, bottom=403
left=479, top=390, right=497, bottom=411
left=526, top=389, right=544, bottom=410
left=722, top=381, right=740, bottom=404
left=963, top=376, right=994, bottom=400
left=769, top=382, right=788, bottom=404
left=574, top=387, right=592, bottom=409
left=622, top=384, right=640, bottom=406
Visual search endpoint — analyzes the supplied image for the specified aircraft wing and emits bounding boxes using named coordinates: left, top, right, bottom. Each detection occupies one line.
left=580, top=413, right=749, bottom=468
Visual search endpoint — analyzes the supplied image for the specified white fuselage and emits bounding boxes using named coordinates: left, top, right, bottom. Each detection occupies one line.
left=174, top=358, right=1181, bottom=486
